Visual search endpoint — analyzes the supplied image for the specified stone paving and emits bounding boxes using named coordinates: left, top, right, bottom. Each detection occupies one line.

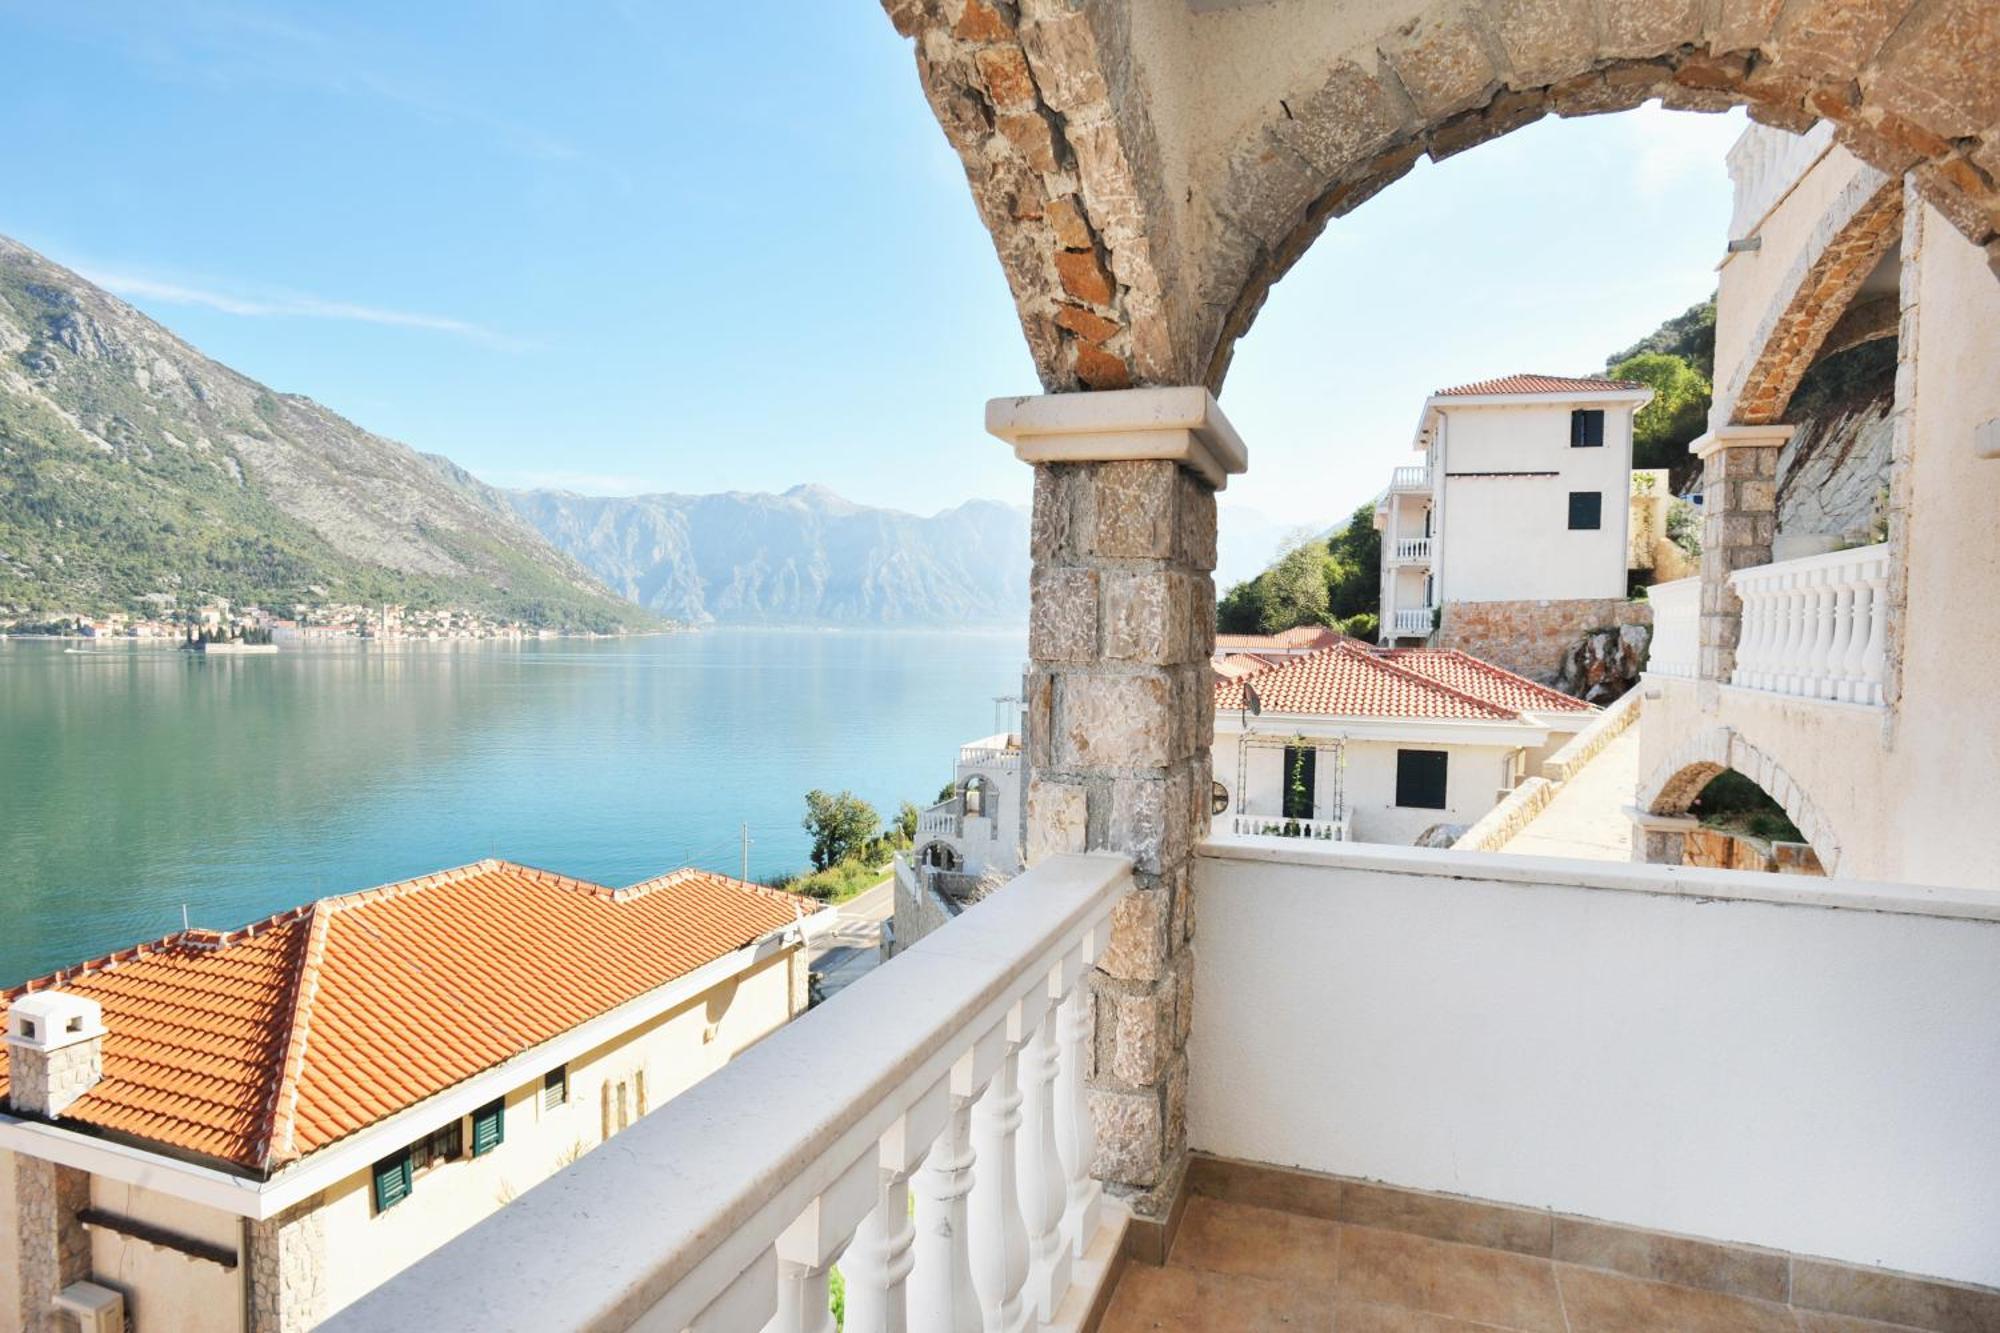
left=1497, top=728, right=1641, bottom=862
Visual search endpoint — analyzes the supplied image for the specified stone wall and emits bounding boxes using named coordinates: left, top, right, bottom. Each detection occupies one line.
left=12, top=1156, right=88, bottom=1333
left=1436, top=597, right=1650, bottom=684
left=247, top=1198, right=327, bottom=1333
left=6, top=1042, right=102, bottom=1120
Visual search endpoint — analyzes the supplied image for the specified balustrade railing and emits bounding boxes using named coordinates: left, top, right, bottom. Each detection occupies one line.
left=324, top=854, right=1132, bottom=1333
left=1643, top=576, right=1699, bottom=680
left=1389, top=465, right=1430, bottom=491
left=1390, top=536, right=1432, bottom=563
left=957, top=745, right=1021, bottom=771
left=1729, top=543, right=1889, bottom=705
left=1390, top=606, right=1435, bottom=637
left=918, top=798, right=961, bottom=839
left=1725, top=120, right=1836, bottom=240
left=1229, top=811, right=1351, bottom=841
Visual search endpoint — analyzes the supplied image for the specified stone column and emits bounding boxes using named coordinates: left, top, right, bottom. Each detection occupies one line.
left=1692, top=425, right=1792, bottom=687
left=986, top=387, right=1246, bottom=1227
left=1628, top=808, right=1701, bottom=866
left=14, top=1155, right=90, bottom=1333
left=247, top=1198, right=328, bottom=1333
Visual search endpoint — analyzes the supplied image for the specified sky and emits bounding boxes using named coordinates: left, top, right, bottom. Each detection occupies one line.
left=0, top=2, right=1746, bottom=576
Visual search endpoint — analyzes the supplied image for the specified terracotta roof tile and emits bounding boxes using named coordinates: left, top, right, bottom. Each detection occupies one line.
left=1374, top=648, right=1595, bottom=715
left=1434, top=372, right=1647, bottom=396
left=0, top=860, right=808, bottom=1171
left=1214, top=642, right=1524, bottom=721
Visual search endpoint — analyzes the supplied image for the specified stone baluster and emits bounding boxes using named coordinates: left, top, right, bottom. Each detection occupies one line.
left=770, top=1255, right=843, bottom=1333
left=1055, top=973, right=1102, bottom=1258
left=1747, top=574, right=1776, bottom=689
left=1018, top=969, right=1071, bottom=1322
left=968, top=1006, right=1030, bottom=1333
left=1861, top=562, right=1890, bottom=704
left=766, top=1152, right=880, bottom=1333
left=1778, top=569, right=1809, bottom=695
left=844, top=1084, right=949, bottom=1333
left=1729, top=574, right=1761, bottom=688
left=1824, top=573, right=1858, bottom=701
left=910, top=1099, right=982, bottom=1333
left=1805, top=567, right=1838, bottom=697
left=1841, top=573, right=1876, bottom=703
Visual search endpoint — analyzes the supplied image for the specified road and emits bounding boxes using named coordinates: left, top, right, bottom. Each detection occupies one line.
left=805, top=876, right=895, bottom=1002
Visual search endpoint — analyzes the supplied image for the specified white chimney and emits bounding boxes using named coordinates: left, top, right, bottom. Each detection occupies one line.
left=6, top=992, right=106, bottom=1118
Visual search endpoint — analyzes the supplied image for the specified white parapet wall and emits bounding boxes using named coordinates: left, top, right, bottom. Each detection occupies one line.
left=1190, top=836, right=2000, bottom=1289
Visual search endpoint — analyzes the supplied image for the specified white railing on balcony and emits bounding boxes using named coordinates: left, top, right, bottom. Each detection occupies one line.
left=1390, top=536, right=1432, bottom=563
left=958, top=744, right=1021, bottom=771
left=326, top=854, right=1133, bottom=1333
left=1390, top=606, right=1435, bottom=637
left=1229, top=811, right=1350, bottom=841
left=1725, top=119, right=1835, bottom=240
left=1730, top=543, right=1889, bottom=705
left=1644, top=576, right=1699, bottom=679
left=917, top=798, right=961, bottom=839
left=1389, top=464, right=1430, bottom=491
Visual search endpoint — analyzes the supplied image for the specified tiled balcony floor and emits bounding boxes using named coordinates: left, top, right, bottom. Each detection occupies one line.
left=1101, top=1197, right=1939, bottom=1332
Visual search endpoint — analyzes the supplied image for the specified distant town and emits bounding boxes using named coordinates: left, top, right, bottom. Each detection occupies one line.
left=0, top=598, right=601, bottom=643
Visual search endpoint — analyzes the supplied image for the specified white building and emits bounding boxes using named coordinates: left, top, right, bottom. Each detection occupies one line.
left=1213, top=640, right=1594, bottom=846
left=1377, top=374, right=1653, bottom=678
left=890, top=731, right=1025, bottom=951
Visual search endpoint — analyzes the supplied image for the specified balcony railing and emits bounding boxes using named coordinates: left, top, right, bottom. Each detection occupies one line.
left=1725, top=120, right=1836, bottom=240
left=1389, top=464, right=1430, bottom=491
left=1389, top=606, right=1435, bottom=637
left=1644, top=576, right=1699, bottom=679
left=327, top=854, right=1133, bottom=1332
left=1228, top=811, right=1350, bottom=841
left=917, top=798, right=961, bottom=839
left=1729, top=543, right=1889, bottom=705
left=1389, top=536, right=1432, bottom=563
left=958, top=744, right=1021, bottom=771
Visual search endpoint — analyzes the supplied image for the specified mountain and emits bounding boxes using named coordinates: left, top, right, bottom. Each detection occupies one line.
left=496, top=484, right=1029, bottom=626
left=0, top=236, right=652, bottom=631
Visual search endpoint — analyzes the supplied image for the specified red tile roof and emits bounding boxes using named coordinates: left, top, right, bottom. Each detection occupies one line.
left=1434, top=373, right=1647, bottom=397
left=1214, top=626, right=1343, bottom=653
left=0, top=861, right=808, bottom=1171
left=1374, top=648, right=1595, bottom=715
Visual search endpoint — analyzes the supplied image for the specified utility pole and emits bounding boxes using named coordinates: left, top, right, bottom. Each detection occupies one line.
left=740, top=822, right=751, bottom=884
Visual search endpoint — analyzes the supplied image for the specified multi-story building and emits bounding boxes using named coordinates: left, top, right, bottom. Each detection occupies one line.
left=1376, top=374, right=1654, bottom=679
left=0, top=861, right=821, bottom=1331
left=890, top=731, right=1025, bottom=951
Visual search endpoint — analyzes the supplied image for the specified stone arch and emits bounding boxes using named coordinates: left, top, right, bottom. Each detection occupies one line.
left=918, top=840, right=963, bottom=872
left=883, top=0, right=2000, bottom=393
left=1721, top=171, right=1904, bottom=426
left=1637, top=724, right=1839, bottom=872
left=962, top=773, right=994, bottom=819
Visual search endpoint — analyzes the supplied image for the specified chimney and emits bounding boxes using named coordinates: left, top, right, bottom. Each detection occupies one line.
left=6, top=992, right=105, bottom=1118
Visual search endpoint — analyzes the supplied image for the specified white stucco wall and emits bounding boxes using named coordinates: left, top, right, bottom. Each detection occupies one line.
left=0, top=1146, right=17, bottom=1333
left=1436, top=404, right=1635, bottom=603
left=1641, top=200, right=2000, bottom=889
left=1190, top=840, right=2000, bottom=1288
left=87, top=1177, right=243, bottom=1332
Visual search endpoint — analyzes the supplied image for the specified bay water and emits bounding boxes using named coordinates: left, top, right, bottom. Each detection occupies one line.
left=0, top=630, right=1024, bottom=985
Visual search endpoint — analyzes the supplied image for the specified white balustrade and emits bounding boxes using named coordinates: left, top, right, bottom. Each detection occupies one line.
left=321, top=854, right=1131, bottom=1333
left=918, top=798, right=962, bottom=839
left=1389, top=464, right=1430, bottom=490
left=958, top=745, right=1022, bottom=771
left=1725, top=120, right=1836, bottom=240
left=1390, top=537, right=1432, bottom=563
left=1229, top=812, right=1351, bottom=841
left=1643, top=576, right=1699, bottom=680
left=1390, top=607, right=1435, bottom=637
left=1729, top=543, right=1889, bottom=705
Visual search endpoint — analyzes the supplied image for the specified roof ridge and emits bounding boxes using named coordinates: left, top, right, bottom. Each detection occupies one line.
left=4, top=904, right=317, bottom=1000
left=318, top=858, right=525, bottom=914
left=256, top=901, right=332, bottom=1168
left=617, top=866, right=810, bottom=908
left=1434, top=648, right=1594, bottom=709
left=1341, top=643, right=1519, bottom=720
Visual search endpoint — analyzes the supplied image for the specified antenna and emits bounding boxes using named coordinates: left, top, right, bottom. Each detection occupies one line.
left=740, top=823, right=752, bottom=884
left=181, top=903, right=190, bottom=932
left=1245, top=683, right=1262, bottom=717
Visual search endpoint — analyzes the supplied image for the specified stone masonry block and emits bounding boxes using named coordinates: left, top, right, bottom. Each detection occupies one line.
left=1102, top=570, right=1186, bottom=665
left=1089, top=1085, right=1163, bottom=1189
left=1107, top=985, right=1170, bottom=1086
left=1098, top=885, right=1170, bottom=982
left=1482, top=0, right=1598, bottom=88
left=1026, top=777, right=1088, bottom=865
left=1175, top=469, right=1218, bottom=571
left=1057, top=672, right=1173, bottom=770
left=1031, top=465, right=1082, bottom=564
left=1030, top=566, right=1099, bottom=664
left=1738, top=479, right=1777, bottom=512
left=1106, top=773, right=1186, bottom=876
left=1025, top=669, right=1055, bottom=768
left=1090, top=460, right=1179, bottom=559
left=1380, top=6, right=1502, bottom=121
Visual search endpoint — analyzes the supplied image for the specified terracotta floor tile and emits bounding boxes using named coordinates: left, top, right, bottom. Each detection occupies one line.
left=1099, top=1262, right=1337, bottom=1332
left=1169, top=1196, right=1341, bottom=1287
left=1556, top=1264, right=1800, bottom=1333
left=1336, top=1225, right=1566, bottom=1333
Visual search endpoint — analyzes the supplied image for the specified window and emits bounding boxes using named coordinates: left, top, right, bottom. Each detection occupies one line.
left=543, top=1065, right=568, bottom=1110
left=1568, top=491, right=1602, bottom=530
left=962, top=775, right=989, bottom=819
left=471, top=1098, right=505, bottom=1157
left=1281, top=746, right=1316, bottom=821
left=371, top=1150, right=413, bottom=1213
left=1395, top=750, right=1449, bottom=810
left=1570, top=409, right=1605, bottom=447
left=411, top=1120, right=462, bottom=1175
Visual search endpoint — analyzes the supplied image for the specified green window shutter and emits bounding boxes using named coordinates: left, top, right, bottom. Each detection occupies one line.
left=472, top=1099, right=505, bottom=1157
left=372, top=1150, right=413, bottom=1213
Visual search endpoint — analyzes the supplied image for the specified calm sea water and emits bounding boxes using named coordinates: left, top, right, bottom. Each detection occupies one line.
left=0, top=630, right=1025, bottom=986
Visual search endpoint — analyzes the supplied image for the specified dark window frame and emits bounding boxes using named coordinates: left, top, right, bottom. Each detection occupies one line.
left=371, top=1150, right=413, bottom=1214
left=1395, top=749, right=1450, bottom=810
left=1568, top=491, right=1603, bottom=530
left=1570, top=408, right=1606, bottom=448
left=543, top=1065, right=569, bottom=1110
left=471, top=1098, right=505, bottom=1157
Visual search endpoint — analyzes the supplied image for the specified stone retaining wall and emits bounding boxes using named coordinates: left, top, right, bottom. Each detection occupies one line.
left=1540, top=688, right=1642, bottom=783
left=1438, top=597, right=1651, bottom=684
left=1453, top=777, right=1558, bottom=854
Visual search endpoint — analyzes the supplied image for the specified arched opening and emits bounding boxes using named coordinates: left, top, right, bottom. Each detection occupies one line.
left=1638, top=726, right=1835, bottom=874
left=961, top=774, right=992, bottom=820
left=918, top=841, right=962, bottom=873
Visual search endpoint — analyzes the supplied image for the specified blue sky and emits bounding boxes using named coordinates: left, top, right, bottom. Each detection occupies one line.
left=0, top=2, right=1744, bottom=571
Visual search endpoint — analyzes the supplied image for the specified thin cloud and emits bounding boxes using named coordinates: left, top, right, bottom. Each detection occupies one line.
left=81, top=269, right=524, bottom=349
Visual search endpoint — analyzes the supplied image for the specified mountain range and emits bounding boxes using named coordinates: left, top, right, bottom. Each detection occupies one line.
left=0, top=235, right=1028, bottom=629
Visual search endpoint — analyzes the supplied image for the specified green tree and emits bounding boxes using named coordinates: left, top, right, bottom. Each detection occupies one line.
left=802, top=789, right=881, bottom=872
left=1259, top=533, right=1331, bottom=631
left=896, top=800, right=921, bottom=846
left=1612, top=351, right=1711, bottom=479
left=1324, top=504, right=1381, bottom=620
left=1607, top=297, right=1715, bottom=376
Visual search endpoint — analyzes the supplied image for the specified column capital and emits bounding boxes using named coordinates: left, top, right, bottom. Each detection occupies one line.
left=1690, top=424, right=1795, bottom=461
left=1625, top=805, right=1701, bottom=833
left=986, top=387, right=1249, bottom=490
